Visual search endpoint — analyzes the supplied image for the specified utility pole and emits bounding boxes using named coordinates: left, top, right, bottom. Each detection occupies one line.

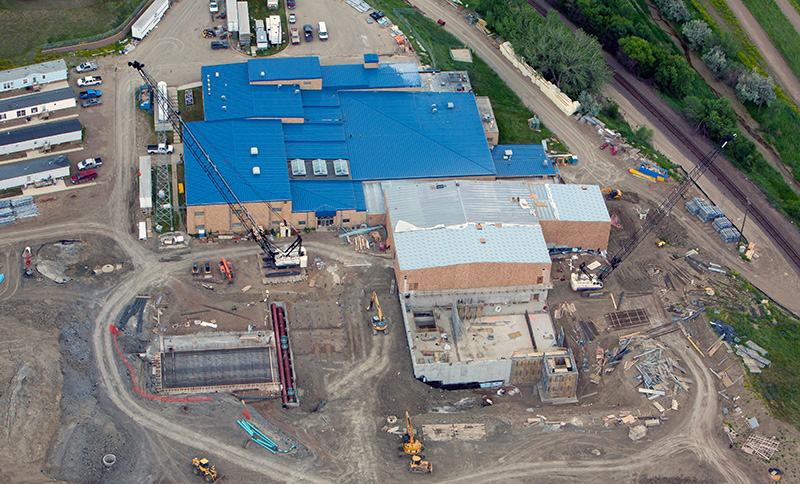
left=741, top=197, right=751, bottom=235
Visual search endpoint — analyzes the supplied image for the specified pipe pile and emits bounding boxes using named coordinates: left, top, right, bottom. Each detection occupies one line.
left=271, top=303, right=297, bottom=406
left=237, top=419, right=295, bottom=454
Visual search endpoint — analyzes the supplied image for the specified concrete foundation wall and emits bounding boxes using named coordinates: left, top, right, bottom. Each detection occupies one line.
left=402, top=286, right=548, bottom=309
left=396, top=260, right=551, bottom=293
left=539, top=219, right=610, bottom=252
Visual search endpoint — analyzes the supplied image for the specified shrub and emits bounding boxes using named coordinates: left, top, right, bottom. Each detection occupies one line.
left=683, top=19, right=712, bottom=50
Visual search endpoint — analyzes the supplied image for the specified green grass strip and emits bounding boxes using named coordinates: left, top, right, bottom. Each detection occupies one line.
left=740, top=0, right=800, bottom=79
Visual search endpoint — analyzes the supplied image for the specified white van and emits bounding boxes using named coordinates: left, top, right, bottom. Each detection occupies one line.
left=318, top=21, right=328, bottom=41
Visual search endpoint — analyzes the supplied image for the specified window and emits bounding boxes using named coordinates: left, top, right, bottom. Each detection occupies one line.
left=272, top=221, right=281, bottom=225
left=298, top=220, right=306, bottom=225
left=30, top=107, right=38, bottom=114
left=0, top=113, right=6, bottom=120
left=533, top=294, right=540, bottom=301
left=232, top=222, right=242, bottom=229
left=536, top=276, right=543, bottom=284
left=195, top=224, right=205, bottom=231
left=342, top=218, right=350, bottom=223
left=303, top=81, right=311, bottom=86
left=333, top=159, right=349, bottom=176
left=16, top=109, right=25, bottom=117
left=22, top=79, right=27, bottom=84
left=2, top=82, right=11, bottom=90
left=194, top=211, right=204, bottom=217
left=312, top=159, right=327, bottom=176
left=409, top=283, right=419, bottom=290
left=317, top=216, right=334, bottom=227
left=42, top=75, right=45, bottom=79
left=291, top=159, right=306, bottom=176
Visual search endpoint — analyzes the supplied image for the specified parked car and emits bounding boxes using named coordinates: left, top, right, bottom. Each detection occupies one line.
left=317, top=21, right=328, bottom=41
left=75, top=62, right=99, bottom=73
left=147, top=143, right=174, bottom=154
left=288, top=13, right=296, bottom=23
left=437, top=19, right=446, bottom=26
left=290, top=28, right=300, bottom=44
left=79, top=89, right=102, bottom=99
left=287, top=0, right=295, bottom=9
left=303, top=24, right=313, bottom=41
left=71, top=169, right=98, bottom=184
left=204, top=262, right=211, bottom=274
left=192, top=262, right=199, bottom=275
left=369, top=10, right=384, bottom=20
left=211, top=40, right=229, bottom=49
left=77, top=157, right=103, bottom=171
left=81, top=98, right=102, bottom=108
left=203, top=28, right=216, bottom=38
left=77, top=76, right=102, bottom=87
left=209, top=1, right=219, bottom=13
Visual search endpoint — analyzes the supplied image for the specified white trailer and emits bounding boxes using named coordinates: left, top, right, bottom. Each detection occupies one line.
left=237, top=1, right=251, bottom=47
left=131, top=0, right=169, bottom=40
left=0, top=155, right=69, bottom=190
left=139, top=221, right=148, bottom=240
left=156, top=81, right=168, bottom=124
left=226, top=0, right=239, bottom=32
left=268, top=15, right=281, bottom=46
left=255, top=19, right=268, bottom=50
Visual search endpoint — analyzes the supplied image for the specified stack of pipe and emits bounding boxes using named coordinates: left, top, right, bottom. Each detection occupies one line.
left=270, top=303, right=297, bottom=406
left=237, top=419, right=295, bottom=454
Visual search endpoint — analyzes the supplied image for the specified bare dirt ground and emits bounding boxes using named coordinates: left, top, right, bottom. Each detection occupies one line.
left=726, top=0, right=800, bottom=106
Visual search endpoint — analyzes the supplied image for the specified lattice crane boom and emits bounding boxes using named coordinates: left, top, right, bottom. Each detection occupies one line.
left=129, top=61, right=302, bottom=267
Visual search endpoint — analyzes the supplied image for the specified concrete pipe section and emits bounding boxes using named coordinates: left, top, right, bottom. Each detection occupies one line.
left=102, top=454, right=117, bottom=468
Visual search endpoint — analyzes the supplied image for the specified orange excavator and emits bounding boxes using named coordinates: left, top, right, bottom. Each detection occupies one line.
left=219, top=257, right=233, bottom=282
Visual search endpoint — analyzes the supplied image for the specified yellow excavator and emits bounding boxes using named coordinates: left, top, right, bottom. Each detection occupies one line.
left=191, top=457, right=220, bottom=482
left=601, top=188, right=622, bottom=199
left=402, top=411, right=423, bottom=455
left=366, top=291, right=388, bottom=335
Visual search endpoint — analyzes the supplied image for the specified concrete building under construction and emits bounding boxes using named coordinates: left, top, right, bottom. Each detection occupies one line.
left=383, top=179, right=609, bottom=402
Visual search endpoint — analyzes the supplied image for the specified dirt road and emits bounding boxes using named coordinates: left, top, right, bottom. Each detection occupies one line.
left=726, top=0, right=800, bottom=106
left=777, top=0, right=800, bottom=36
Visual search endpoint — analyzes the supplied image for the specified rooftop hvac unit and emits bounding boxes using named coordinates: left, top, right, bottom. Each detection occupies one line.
left=447, top=102, right=454, bottom=109
left=253, top=166, right=261, bottom=175
left=251, top=147, right=258, bottom=155
left=504, top=149, right=513, bottom=157
left=482, top=114, right=491, bottom=121
left=215, top=72, right=219, bottom=77
left=542, top=159, right=549, bottom=167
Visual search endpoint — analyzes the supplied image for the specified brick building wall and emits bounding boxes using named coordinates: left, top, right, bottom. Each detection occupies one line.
left=396, top=260, right=551, bottom=292
left=538, top=219, right=610, bottom=252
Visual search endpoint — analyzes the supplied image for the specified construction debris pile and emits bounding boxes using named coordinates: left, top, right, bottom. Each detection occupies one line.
left=735, top=340, right=771, bottom=373
left=742, top=434, right=781, bottom=460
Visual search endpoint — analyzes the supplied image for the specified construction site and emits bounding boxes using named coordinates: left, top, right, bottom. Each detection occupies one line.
left=2, top=2, right=800, bottom=483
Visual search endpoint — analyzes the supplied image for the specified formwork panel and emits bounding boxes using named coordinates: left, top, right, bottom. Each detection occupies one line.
left=160, top=347, right=274, bottom=389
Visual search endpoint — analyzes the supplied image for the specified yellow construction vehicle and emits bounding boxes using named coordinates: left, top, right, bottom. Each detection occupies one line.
left=402, top=411, right=423, bottom=455
left=410, top=454, right=433, bottom=474
left=601, top=188, right=622, bottom=199
left=366, top=291, right=388, bottom=335
left=191, top=457, right=219, bottom=482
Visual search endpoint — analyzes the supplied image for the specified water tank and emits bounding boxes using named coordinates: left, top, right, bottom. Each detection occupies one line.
left=156, top=81, right=169, bottom=124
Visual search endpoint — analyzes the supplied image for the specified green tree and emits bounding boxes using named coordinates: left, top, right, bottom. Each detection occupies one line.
left=684, top=95, right=737, bottom=140
left=654, top=51, right=694, bottom=96
left=634, top=125, right=654, bottom=143
left=577, top=90, right=601, bottom=117
left=654, top=0, right=692, bottom=24
left=702, top=45, right=728, bottom=79
left=736, top=68, right=777, bottom=112
left=682, top=19, right=712, bottom=51
left=619, top=36, right=657, bottom=77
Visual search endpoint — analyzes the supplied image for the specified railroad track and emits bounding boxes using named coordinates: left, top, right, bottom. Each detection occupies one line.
left=526, top=0, right=800, bottom=273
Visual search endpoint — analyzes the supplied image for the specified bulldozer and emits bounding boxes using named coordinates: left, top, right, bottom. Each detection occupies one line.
left=409, top=454, right=433, bottom=474
left=366, top=291, right=388, bottom=335
left=601, top=188, right=622, bottom=200
left=401, top=411, right=423, bottom=455
left=191, top=457, right=219, bottom=482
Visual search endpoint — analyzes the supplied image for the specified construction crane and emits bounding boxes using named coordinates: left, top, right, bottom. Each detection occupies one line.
left=575, top=135, right=734, bottom=290
left=191, top=457, right=220, bottom=482
left=366, top=291, right=388, bottom=335
left=401, top=411, right=423, bottom=455
left=129, top=61, right=305, bottom=272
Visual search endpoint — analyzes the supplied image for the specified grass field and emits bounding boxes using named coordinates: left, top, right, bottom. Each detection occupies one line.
left=740, top=0, right=800, bottom=82
left=371, top=0, right=555, bottom=145
left=0, top=0, right=140, bottom=64
left=710, top=274, right=800, bottom=432
left=178, top=88, right=205, bottom=123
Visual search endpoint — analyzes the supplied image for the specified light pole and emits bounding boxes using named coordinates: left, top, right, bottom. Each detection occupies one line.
left=741, top=198, right=751, bottom=235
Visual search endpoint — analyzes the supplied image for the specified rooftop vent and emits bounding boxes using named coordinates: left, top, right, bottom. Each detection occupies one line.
left=480, top=238, right=486, bottom=244
left=543, top=159, right=549, bottom=167
left=251, top=147, right=258, bottom=155
left=477, top=223, right=483, bottom=230
left=215, top=72, right=219, bottom=77
left=252, top=166, right=261, bottom=175
left=294, top=89, right=300, bottom=95
left=221, top=95, right=226, bottom=100
left=447, top=102, right=454, bottom=109
left=221, top=105, right=227, bottom=111
left=260, top=71, right=266, bottom=77
left=581, top=185, right=588, bottom=190
left=482, top=114, right=491, bottom=121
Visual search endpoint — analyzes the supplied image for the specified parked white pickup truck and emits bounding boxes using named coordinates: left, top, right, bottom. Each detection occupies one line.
left=147, top=143, right=174, bottom=154
left=77, top=76, right=102, bottom=87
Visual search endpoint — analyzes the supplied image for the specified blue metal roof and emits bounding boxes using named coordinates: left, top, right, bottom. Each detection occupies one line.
left=247, top=57, right=321, bottom=82
left=0, top=118, right=81, bottom=148
left=301, top=90, right=341, bottom=107
left=184, top=119, right=291, bottom=206
left=202, top=63, right=304, bottom=121
left=364, top=54, right=379, bottom=64
left=394, top=224, right=550, bottom=270
left=339, top=91, right=493, bottom=180
left=492, top=144, right=556, bottom=178
left=282, top=122, right=349, bottom=159
left=321, top=62, right=421, bottom=90
left=528, top=184, right=610, bottom=222
left=303, top=106, right=344, bottom=122
left=289, top=179, right=357, bottom=212
left=353, top=181, right=367, bottom=211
